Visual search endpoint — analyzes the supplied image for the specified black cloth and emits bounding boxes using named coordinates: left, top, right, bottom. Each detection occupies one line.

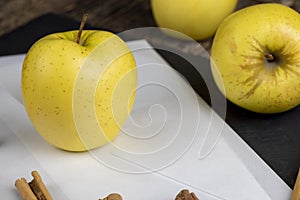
left=0, top=13, right=299, bottom=188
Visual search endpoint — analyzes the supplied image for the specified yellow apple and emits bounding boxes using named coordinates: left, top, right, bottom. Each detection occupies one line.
left=21, top=30, right=137, bottom=151
left=151, top=0, right=238, bottom=40
left=211, top=3, right=300, bottom=113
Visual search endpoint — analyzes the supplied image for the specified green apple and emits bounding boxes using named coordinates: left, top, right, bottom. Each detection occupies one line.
left=211, top=3, right=300, bottom=113
left=151, top=0, right=238, bottom=40
left=22, top=30, right=137, bottom=151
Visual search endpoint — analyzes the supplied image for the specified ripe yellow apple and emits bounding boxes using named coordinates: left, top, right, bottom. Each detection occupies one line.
left=151, top=0, right=238, bottom=40
left=22, top=30, right=137, bottom=151
left=211, top=3, right=300, bottom=113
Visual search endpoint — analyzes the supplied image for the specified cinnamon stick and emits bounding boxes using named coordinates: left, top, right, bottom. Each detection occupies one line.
left=291, top=168, right=300, bottom=200
left=99, top=193, right=123, bottom=200
left=175, top=189, right=199, bottom=200
left=15, top=178, right=38, bottom=200
left=15, top=170, right=53, bottom=200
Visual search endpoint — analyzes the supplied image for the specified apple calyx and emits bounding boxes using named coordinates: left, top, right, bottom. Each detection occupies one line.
left=75, top=13, right=88, bottom=45
left=263, top=49, right=285, bottom=70
left=264, top=53, right=275, bottom=63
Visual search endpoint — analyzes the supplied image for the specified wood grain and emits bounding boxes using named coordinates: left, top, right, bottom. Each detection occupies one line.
left=1, top=0, right=299, bottom=55
left=2, top=0, right=299, bottom=37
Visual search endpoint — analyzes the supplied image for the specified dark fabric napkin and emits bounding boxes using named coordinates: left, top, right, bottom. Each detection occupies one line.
left=0, top=13, right=299, bottom=188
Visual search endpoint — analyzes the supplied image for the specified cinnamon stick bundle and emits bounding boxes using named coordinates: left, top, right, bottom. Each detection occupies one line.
left=15, top=170, right=53, bottom=200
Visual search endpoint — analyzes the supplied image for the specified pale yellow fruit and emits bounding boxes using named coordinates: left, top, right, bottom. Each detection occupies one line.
left=22, top=30, right=137, bottom=151
left=211, top=3, right=300, bottom=113
left=151, top=0, right=237, bottom=40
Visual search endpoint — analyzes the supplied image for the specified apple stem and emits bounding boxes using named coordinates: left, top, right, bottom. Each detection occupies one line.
left=76, top=13, right=88, bottom=45
left=265, top=53, right=275, bottom=62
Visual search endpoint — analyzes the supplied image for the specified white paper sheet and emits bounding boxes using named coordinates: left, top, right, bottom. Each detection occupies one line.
left=0, top=40, right=291, bottom=200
